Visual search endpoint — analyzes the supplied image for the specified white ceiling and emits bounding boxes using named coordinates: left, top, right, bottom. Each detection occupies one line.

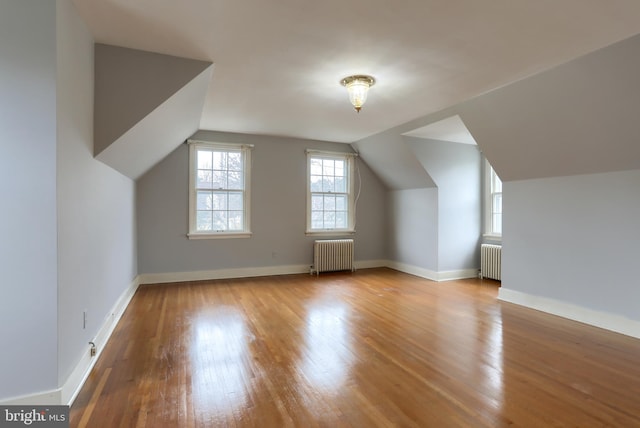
left=72, top=0, right=640, bottom=143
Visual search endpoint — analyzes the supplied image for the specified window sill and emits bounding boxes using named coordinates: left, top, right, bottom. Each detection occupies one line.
left=305, top=230, right=356, bottom=237
left=187, top=232, right=252, bottom=240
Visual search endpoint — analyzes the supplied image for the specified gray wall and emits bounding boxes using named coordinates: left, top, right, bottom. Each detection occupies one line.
left=0, top=0, right=59, bottom=401
left=503, top=170, right=640, bottom=319
left=388, top=188, right=438, bottom=271
left=56, top=0, right=137, bottom=386
left=137, top=131, right=387, bottom=275
left=405, top=138, right=482, bottom=271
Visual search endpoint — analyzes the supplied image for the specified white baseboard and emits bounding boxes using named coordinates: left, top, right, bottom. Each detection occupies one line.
left=138, top=264, right=312, bottom=285
left=61, top=276, right=140, bottom=405
left=355, top=259, right=387, bottom=270
left=387, top=261, right=439, bottom=281
left=139, top=261, right=392, bottom=285
left=498, top=288, right=640, bottom=339
left=436, top=268, right=479, bottom=281
left=386, top=262, right=478, bottom=282
left=0, top=390, right=61, bottom=406
left=0, top=277, right=140, bottom=407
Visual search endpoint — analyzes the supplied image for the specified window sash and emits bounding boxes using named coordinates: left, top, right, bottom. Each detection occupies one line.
left=306, top=152, right=355, bottom=234
left=188, top=141, right=252, bottom=238
left=484, top=159, right=502, bottom=238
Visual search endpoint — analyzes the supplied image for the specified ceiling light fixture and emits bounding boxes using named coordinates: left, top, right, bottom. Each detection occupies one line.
left=340, top=75, right=375, bottom=113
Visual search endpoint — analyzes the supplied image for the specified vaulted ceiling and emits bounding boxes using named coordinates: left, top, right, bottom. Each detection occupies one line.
left=73, top=0, right=640, bottom=144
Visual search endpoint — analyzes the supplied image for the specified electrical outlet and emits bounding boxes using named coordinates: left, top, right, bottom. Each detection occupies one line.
left=89, top=342, right=96, bottom=357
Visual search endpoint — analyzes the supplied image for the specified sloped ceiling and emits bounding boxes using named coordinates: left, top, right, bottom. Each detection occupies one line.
left=72, top=1, right=640, bottom=185
left=458, top=33, right=640, bottom=182
left=94, top=44, right=213, bottom=179
left=72, top=0, right=640, bottom=143
left=358, top=33, right=640, bottom=187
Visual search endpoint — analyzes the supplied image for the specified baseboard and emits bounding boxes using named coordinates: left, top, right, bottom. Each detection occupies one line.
left=498, top=288, right=640, bottom=339
left=386, top=262, right=478, bottom=282
left=0, top=277, right=140, bottom=407
left=139, top=260, right=393, bottom=285
left=0, top=389, right=61, bottom=406
left=386, top=261, right=439, bottom=281
left=60, top=276, right=140, bottom=405
left=138, top=264, right=313, bottom=285
left=355, top=259, right=388, bottom=270
left=436, top=269, right=479, bottom=281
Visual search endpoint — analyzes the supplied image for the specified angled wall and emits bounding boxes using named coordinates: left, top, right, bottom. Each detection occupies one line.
left=405, top=137, right=482, bottom=273
left=94, top=44, right=213, bottom=179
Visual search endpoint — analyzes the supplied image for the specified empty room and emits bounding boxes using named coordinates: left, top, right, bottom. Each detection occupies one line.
left=2, top=1, right=640, bottom=427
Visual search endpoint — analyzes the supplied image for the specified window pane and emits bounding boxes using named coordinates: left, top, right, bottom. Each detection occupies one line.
left=311, top=212, right=324, bottom=229
left=334, top=160, right=344, bottom=177
left=228, top=211, right=243, bottom=230
left=323, top=211, right=335, bottom=228
left=334, top=177, right=346, bottom=193
left=310, top=175, right=323, bottom=192
left=335, top=195, right=346, bottom=211
left=311, top=195, right=323, bottom=210
left=324, top=195, right=336, bottom=211
left=493, top=193, right=502, bottom=214
left=228, top=152, right=242, bottom=171
left=323, top=176, right=335, bottom=193
left=228, top=171, right=242, bottom=189
left=335, top=211, right=347, bottom=228
left=211, top=192, right=227, bottom=210
left=213, top=211, right=227, bottom=230
left=197, top=170, right=213, bottom=189
left=212, top=151, right=226, bottom=170
left=228, top=192, right=243, bottom=210
left=493, top=213, right=502, bottom=235
left=212, top=171, right=227, bottom=189
left=323, top=159, right=334, bottom=176
left=197, top=150, right=212, bottom=169
left=197, top=191, right=212, bottom=210
left=196, top=211, right=212, bottom=231
left=492, top=169, right=502, bottom=192
left=310, top=158, right=322, bottom=175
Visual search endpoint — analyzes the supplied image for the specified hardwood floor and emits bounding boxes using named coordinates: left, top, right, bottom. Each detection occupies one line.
left=70, top=268, right=640, bottom=427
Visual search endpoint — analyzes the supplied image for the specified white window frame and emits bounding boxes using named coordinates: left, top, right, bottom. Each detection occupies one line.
left=306, top=150, right=357, bottom=236
left=483, top=158, right=502, bottom=240
left=187, top=140, right=253, bottom=239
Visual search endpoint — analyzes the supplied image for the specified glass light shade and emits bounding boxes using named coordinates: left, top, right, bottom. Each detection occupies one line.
left=341, top=75, right=375, bottom=112
left=346, top=80, right=369, bottom=111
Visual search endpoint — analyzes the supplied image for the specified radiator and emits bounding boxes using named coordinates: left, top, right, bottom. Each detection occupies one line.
left=480, top=244, right=502, bottom=280
left=313, top=239, right=355, bottom=275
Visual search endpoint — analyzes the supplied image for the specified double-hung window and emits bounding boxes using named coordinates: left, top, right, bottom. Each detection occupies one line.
left=306, top=151, right=356, bottom=235
left=188, top=140, right=252, bottom=239
left=484, top=160, right=502, bottom=237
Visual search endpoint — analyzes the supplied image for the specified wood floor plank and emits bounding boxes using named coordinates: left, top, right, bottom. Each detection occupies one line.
left=70, top=268, right=640, bottom=427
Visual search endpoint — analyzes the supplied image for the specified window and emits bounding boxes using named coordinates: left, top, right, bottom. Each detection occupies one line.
left=188, top=140, right=252, bottom=239
left=306, top=151, right=356, bottom=235
left=484, top=160, right=502, bottom=237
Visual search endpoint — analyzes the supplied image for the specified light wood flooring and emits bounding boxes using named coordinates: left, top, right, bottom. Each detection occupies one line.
left=70, top=268, right=640, bottom=427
